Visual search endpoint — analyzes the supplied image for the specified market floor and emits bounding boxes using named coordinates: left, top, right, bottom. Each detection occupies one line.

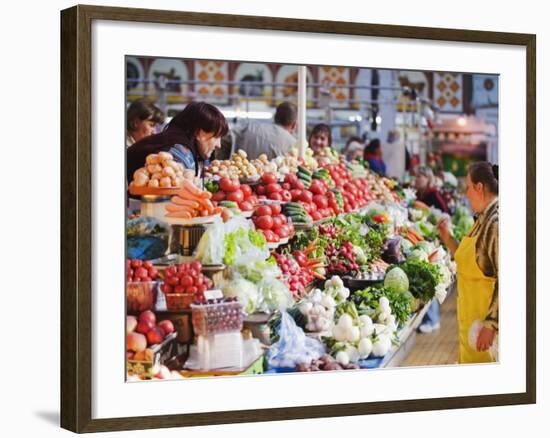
left=400, top=288, right=459, bottom=367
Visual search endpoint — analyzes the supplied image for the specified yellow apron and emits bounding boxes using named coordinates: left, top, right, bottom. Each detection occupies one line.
left=454, top=222, right=496, bottom=364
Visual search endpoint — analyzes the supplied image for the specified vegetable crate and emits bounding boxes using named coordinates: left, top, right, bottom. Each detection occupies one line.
left=126, top=281, right=158, bottom=313
left=127, top=331, right=178, bottom=378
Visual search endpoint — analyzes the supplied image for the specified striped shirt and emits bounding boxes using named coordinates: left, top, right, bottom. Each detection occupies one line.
left=470, top=198, right=499, bottom=331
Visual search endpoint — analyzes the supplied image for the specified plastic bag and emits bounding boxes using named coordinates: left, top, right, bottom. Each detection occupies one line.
left=193, top=216, right=225, bottom=265
left=468, top=320, right=498, bottom=361
left=266, top=311, right=326, bottom=369
left=223, top=220, right=269, bottom=267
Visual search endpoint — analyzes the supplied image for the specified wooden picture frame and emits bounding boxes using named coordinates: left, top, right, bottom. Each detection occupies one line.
left=60, top=4, right=536, bottom=433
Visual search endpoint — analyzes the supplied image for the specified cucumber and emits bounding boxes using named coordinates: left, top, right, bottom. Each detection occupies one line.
left=219, top=201, right=238, bottom=208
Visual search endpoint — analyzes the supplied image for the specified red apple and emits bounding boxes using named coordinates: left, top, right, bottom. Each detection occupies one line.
left=126, top=332, right=147, bottom=353
left=136, top=320, right=154, bottom=335
left=138, top=310, right=156, bottom=325
left=146, top=327, right=165, bottom=345
left=158, top=319, right=175, bottom=335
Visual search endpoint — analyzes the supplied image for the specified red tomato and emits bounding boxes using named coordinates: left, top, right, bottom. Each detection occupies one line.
left=255, top=185, right=266, bottom=196
left=273, top=225, right=290, bottom=239
left=269, top=204, right=282, bottom=215
left=240, top=184, right=252, bottom=198
left=261, top=173, right=278, bottom=185
left=161, top=284, right=173, bottom=294
left=282, top=182, right=291, bottom=191
left=290, top=189, right=302, bottom=201
left=226, top=190, right=244, bottom=203
left=256, top=215, right=274, bottom=230
left=266, top=183, right=282, bottom=194
left=247, top=195, right=259, bottom=206
left=130, top=259, right=142, bottom=269
left=165, top=266, right=177, bottom=277
left=187, top=286, right=198, bottom=294
left=284, top=174, right=298, bottom=186
left=309, top=202, right=318, bottom=213
left=143, top=261, right=153, bottom=269
left=219, top=177, right=240, bottom=192
left=299, top=190, right=313, bottom=203
left=165, top=275, right=180, bottom=286
left=313, top=195, right=328, bottom=209
left=262, top=230, right=279, bottom=242
left=275, top=214, right=287, bottom=224
left=272, top=216, right=284, bottom=228
left=211, top=191, right=226, bottom=202
left=255, top=205, right=272, bottom=216
left=279, top=190, right=291, bottom=202
left=268, top=192, right=283, bottom=201
left=190, top=261, right=202, bottom=272
left=180, top=276, right=193, bottom=287
left=173, top=285, right=185, bottom=294
left=311, top=211, right=322, bottom=221
left=239, top=201, right=254, bottom=212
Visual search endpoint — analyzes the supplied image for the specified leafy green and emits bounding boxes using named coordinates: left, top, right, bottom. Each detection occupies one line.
left=398, top=259, right=442, bottom=303
left=249, top=229, right=267, bottom=249
left=351, top=285, right=413, bottom=326
left=452, top=205, right=474, bottom=242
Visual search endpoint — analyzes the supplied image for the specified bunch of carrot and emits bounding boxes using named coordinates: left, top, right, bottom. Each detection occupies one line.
left=165, top=180, right=229, bottom=220
left=402, top=226, right=424, bottom=244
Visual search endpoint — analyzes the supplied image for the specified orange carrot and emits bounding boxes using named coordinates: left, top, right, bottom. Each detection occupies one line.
left=165, top=210, right=192, bottom=219
left=169, top=197, right=200, bottom=209
left=199, top=190, right=212, bottom=199
left=176, top=191, right=204, bottom=203
left=199, top=198, right=215, bottom=214
left=165, top=204, right=196, bottom=213
left=180, top=179, right=203, bottom=197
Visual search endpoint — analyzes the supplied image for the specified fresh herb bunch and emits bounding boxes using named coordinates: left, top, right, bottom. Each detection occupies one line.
left=397, top=259, right=442, bottom=303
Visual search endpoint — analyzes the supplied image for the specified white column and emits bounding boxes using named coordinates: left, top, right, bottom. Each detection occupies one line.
left=297, top=66, right=307, bottom=158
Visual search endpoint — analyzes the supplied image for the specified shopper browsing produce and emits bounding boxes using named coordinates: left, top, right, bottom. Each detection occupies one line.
left=233, top=102, right=297, bottom=160
left=126, top=98, right=165, bottom=147
left=438, top=162, right=499, bottom=363
left=127, top=101, right=228, bottom=183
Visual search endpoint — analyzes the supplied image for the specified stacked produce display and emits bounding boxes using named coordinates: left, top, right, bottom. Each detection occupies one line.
left=126, top=146, right=464, bottom=380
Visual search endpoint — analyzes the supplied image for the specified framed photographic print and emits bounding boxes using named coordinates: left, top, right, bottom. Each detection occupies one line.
left=60, top=4, right=536, bottom=433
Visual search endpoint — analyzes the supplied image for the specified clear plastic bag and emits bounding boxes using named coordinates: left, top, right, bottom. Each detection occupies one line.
left=193, top=216, right=225, bottom=265
left=267, top=311, right=326, bottom=369
left=468, top=320, right=498, bottom=361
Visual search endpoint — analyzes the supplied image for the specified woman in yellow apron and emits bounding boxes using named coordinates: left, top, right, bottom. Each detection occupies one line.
left=438, top=162, right=499, bottom=363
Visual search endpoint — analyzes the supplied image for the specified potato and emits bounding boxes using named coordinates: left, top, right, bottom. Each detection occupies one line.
left=162, top=166, right=175, bottom=177
left=148, top=178, right=159, bottom=188
left=159, top=176, right=172, bottom=188
left=145, top=154, right=160, bottom=165
left=164, top=160, right=179, bottom=170
left=182, top=169, right=195, bottom=179
left=158, top=151, right=173, bottom=161
left=151, top=172, right=163, bottom=180
left=172, top=176, right=183, bottom=187
left=133, top=167, right=148, bottom=179
left=237, top=149, right=247, bottom=158
left=133, top=172, right=149, bottom=187
left=147, top=164, right=162, bottom=174
left=210, top=166, right=219, bottom=173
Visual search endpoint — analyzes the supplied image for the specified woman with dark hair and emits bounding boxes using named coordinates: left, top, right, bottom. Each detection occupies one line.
left=308, top=123, right=332, bottom=155
left=126, top=99, right=165, bottom=147
left=363, top=139, right=386, bottom=176
left=438, top=162, right=499, bottom=363
left=127, top=101, right=228, bottom=184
